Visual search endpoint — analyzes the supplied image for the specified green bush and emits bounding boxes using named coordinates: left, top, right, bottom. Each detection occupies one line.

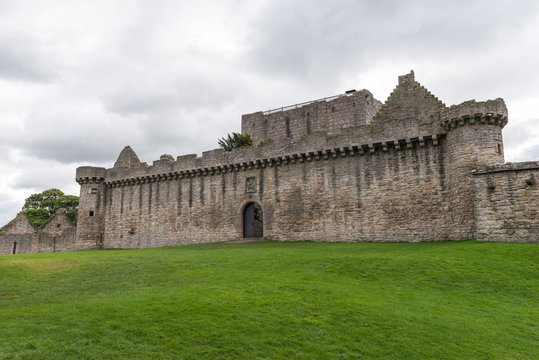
left=218, top=132, right=253, bottom=152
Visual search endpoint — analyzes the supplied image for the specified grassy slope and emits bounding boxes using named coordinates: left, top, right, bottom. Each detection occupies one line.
left=0, top=241, right=537, bottom=360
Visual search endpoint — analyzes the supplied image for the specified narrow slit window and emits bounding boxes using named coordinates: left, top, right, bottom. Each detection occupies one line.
left=285, top=117, right=291, bottom=138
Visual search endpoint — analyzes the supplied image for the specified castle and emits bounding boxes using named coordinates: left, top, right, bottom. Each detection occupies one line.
left=1, top=71, right=537, bottom=254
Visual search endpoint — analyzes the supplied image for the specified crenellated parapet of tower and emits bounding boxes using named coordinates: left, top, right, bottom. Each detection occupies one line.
left=75, top=166, right=106, bottom=184
left=441, top=99, right=508, bottom=131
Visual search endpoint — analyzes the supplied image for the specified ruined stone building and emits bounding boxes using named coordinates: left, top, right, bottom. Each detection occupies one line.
left=2, top=71, right=536, bottom=255
left=72, top=71, right=537, bottom=249
left=0, top=210, right=76, bottom=254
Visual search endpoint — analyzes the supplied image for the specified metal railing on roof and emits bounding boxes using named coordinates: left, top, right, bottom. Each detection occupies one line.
left=262, top=90, right=357, bottom=115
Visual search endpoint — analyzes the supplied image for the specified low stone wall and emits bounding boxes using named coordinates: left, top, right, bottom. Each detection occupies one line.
left=473, top=162, right=539, bottom=243
left=0, top=234, right=34, bottom=254
left=36, top=231, right=77, bottom=253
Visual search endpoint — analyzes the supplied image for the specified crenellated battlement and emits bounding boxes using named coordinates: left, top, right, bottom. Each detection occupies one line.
left=442, top=113, right=508, bottom=131
left=441, top=98, right=508, bottom=131
left=103, top=133, right=444, bottom=187
left=76, top=166, right=106, bottom=184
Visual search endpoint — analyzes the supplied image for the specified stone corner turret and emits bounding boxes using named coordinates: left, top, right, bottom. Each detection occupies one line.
left=441, top=97, right=508, bottom=240
left=76, top=166, right=106, bottom=184
left=75, top=166, right=107, bottom=251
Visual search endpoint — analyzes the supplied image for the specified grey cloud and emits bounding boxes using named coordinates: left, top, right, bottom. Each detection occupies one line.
left=506, top=143, right=539, bottom=163
left=245, top=0, right=539, bottom=88
left=0, top=129, right=117, bottom=165
left=101, top=67, right=243, bottom=116
left=174, top=74, right=241, bottom=111
left=502, top=117, right=539, bottom=162
left=102, top=89, right=180, bottom=116
left=0, top=112, right=131, bottom=165
left=97, top=67, right=246, bottom=162
left=502, top=117, right=539, bottom=149
left=9, top=161, right=78, bottom=193
left=125, top=107, right=241, bottom=162
left=525, top=144, right=539, bottom=160
left=16, top=137, right=118, bottom=164
left=0, top=199, right=23, bottom=228
left=0, top=34, right=59, bottom=82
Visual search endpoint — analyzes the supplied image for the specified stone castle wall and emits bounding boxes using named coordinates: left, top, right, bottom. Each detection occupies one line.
left=92, top=135, right=448, bottom=248
left=474, top=162, right=539, bottom=243
left=67, top=71, right=535, bottom=248
left=4, top=71, right=534, bottom=254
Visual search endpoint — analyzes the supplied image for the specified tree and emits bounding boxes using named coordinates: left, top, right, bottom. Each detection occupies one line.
left=218, top=132, right=253, bottom=152
left=22, top=209, right=50, bottom=229
left=21, top=188, right=79, bottom=228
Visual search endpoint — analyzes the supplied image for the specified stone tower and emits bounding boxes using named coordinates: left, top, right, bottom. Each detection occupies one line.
left=442, top=99, right=507, bottom=239
left=75, top=166, right=106, bottom=249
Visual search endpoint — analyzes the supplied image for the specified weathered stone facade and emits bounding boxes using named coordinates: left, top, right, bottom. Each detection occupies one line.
left=0, top=210, right=77, bottom=255
left=474, top=162, right=539, bottom=242
left=36, top=210, right=78, bottom=253
left=71, top=71, right=536, bottom=248
left=0, top=214, right=35, bottom=254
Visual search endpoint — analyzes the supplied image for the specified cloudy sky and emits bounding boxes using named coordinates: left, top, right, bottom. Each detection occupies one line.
left=1, top=0, right=538, bottom=226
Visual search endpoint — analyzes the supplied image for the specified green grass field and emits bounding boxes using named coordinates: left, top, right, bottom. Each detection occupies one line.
left=0, top=241, right=537, bottom=359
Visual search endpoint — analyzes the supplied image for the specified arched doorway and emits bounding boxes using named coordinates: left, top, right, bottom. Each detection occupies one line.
left=243, top=202, right=263, bottom=238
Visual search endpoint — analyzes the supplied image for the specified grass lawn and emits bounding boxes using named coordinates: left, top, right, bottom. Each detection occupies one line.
left=0, top=240, right=537, bottom=359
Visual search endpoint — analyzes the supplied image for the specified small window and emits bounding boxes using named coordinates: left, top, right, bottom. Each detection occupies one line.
left=90, top=188, right=98, bottom=194
left=497, top=143, right=503, bottom=154
left=285, top=117, right=291, bottom=138
left=89, top=211, right=94, bottom=217
left=56, top=224, right=61, bottom=229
